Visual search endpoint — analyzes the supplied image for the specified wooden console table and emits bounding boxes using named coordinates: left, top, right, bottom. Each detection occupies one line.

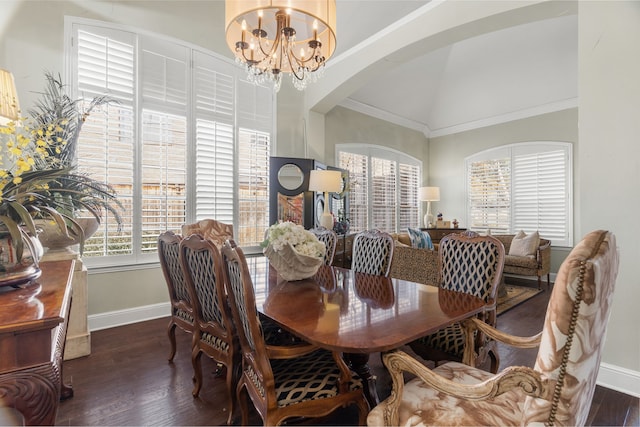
left=0, top=260, right=74, bottom=425
left=420, top=227, right=467, bottom=245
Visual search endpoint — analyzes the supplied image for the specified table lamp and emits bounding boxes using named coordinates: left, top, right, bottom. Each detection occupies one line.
left=419, top=186, right=440, bottom=228
left=0, top=69, right=20, bottom=125
left=308, top=169, right=342, bottom=230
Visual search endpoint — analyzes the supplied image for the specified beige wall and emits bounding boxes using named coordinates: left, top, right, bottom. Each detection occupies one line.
left=324, top=106, right=429, bottom=169
left=578, top=1, right=640, bottom=371
left=1, top=1, right=229, bottom=110
left=429, top=108, right=578, bottom=272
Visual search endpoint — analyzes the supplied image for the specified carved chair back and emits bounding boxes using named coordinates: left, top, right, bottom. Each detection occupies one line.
left=351, top=230, right=394, bottom=277
left=179, top=234, right=237, bottom=424
left=221, top=240, right=369, bottom=426
left=157, top=231, right=193, bottom=361
left=310, top=227, right=338, bottom=265
left=181, top=218, right=234, bottom=248
left=368, top=230, right=619, bottom=427
left=410, top=231, right=505, bottom=372
left=524, top=230, right=618, bottom=425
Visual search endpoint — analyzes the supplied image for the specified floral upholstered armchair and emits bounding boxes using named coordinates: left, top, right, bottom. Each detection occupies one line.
left=368, top=230, right=619, bottom=426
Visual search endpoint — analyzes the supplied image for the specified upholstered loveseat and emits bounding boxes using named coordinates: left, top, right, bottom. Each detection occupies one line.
left=492, top=234, right=551, bottom=289
left=389, top=233, right=438, bottom=285
left=388, top=231, right=551, bottom=290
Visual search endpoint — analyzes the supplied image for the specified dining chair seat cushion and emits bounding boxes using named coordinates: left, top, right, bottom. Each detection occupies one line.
left=269, top=348, right=363, bottom=408
left=368, top=361, right=524, bottom=426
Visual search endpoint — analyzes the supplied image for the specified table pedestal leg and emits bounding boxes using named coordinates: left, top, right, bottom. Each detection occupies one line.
left=345, top=353, right=379, bottom=407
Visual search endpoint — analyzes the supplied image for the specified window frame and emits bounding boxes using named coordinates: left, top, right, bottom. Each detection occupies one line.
left=65, top=17, right=276, bottom=270
left=465, top=141, right=573, bottom=247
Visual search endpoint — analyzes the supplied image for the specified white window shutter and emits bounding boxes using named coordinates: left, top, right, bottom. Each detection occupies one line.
left=467, top=158, right=511, bottom=234
left=76, top=26, right=136, bottom=258
left=339, top=151, right=369, bottom=233
left=72, top=22, right=275, bottom=264
left=371, top=157, right=396, bottom=231
left=338, top=145, right=421, bottom=233
left=466, top=142, right=572, bottom=247
left=512, top=148, right=569, bottom=245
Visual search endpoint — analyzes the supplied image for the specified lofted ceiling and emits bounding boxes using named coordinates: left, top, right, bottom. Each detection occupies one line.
left=323, top=1, right=578, bottom=138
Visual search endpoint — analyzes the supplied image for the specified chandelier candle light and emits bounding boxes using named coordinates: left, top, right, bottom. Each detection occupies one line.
left=225, top=0, right=337, bottom=91
left=419, top=186, right=440, bottom=228
left=308, top=169, right=342, bottom=230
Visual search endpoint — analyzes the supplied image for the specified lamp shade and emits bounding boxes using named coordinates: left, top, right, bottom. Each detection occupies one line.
left=419, top=186, right=440, bottom=202
left=0, top=69, right=19, bottom=125
left=308, top=169, right=342, bottom=193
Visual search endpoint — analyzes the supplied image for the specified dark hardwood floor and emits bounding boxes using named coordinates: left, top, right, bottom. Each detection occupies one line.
left=56, top=283, right=639, bottom=426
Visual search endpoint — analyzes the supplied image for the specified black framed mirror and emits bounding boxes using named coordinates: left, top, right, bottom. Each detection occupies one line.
left=277, top=163, right=304, bottom=191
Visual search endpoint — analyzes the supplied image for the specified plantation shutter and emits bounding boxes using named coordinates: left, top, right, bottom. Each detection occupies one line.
left=338, top=145, right=421, bottom=233
left=339, top=151, right=369, bottom=233
left=236, top=79, right=272, bottom=246
left=398, top=163, right=420, bottom=231
left=139, top=37, right=188, bottom=255
left=467, top=156, right=511, bottom=234
left=76, top=27, right=136, bottom=257
left=371, top=157, right=396, bottom=231
left=512, top=147, right=570, bottom=246
left=72, top=21, right=275, bottom=265
left=466, top=142, right=572, bottom=247
left=193, top=51, right=235, bottom=225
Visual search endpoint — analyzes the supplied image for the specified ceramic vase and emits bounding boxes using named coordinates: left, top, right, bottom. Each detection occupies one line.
left=0, top=227, right=43, bottom=287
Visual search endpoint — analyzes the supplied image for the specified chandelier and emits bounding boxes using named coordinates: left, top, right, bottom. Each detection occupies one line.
left=225, top=0, right=337, bottom=92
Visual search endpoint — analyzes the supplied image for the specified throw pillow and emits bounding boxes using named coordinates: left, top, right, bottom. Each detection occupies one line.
left=509, top=230, right=540, bottom=257
left=407, top=227, right=434, bottom=250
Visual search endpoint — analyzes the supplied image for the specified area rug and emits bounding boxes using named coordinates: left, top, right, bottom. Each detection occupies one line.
left=497, top=284, right=543, bottom=315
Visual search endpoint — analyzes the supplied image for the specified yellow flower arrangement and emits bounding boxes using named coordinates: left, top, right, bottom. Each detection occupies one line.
left=0, top=114, right=73, bottom=261
left=0, top=72, right=122, bottom=263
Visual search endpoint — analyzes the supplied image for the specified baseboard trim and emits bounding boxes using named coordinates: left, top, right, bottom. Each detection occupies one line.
left=88, top=302, right=640, bottom=398
left=88, top=302, right=171, bottom=332
left=597, top=362, right=640, bottom=398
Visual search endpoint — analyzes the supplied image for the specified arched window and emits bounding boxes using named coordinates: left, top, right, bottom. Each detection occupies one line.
left=465, top=142, right=573, bottom=247
left=337, top=144, right=422, bottom=233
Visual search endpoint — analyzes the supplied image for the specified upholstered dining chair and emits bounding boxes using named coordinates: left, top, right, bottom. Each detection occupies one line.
left=181, top=218, right=234, bottom=248
left=178, top=234, right=237, bottom=425
left=310, top=226, right=338, bottom=265
left=368, top=230, right=619, bottom=427
left=351, top=230, right=395, bottom=276
left=220, top=240, right=370, bottom=426
left=158, top=231, right=194, bottom=362
left=409, top=230, right=505, bottom=373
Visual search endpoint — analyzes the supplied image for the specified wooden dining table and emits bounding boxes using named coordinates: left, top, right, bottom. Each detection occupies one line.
left=245, top=257, right=486, bottom=406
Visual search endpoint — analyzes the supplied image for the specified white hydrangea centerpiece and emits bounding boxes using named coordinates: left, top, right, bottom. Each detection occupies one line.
left=262, top=221, right=325, bottom=281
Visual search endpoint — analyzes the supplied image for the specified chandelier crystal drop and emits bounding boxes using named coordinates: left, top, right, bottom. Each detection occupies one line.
left=225, top=1, right=337, bottom=92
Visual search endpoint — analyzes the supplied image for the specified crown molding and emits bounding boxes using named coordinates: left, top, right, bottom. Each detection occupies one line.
left=339, top=97, right=579, bottom=139
left=429, top=98, right=579, bottom=138
left=338, top=98, right=431, bottom=136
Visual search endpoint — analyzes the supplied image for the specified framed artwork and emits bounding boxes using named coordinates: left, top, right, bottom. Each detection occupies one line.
left=277, top=192, right=304, bottom=224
